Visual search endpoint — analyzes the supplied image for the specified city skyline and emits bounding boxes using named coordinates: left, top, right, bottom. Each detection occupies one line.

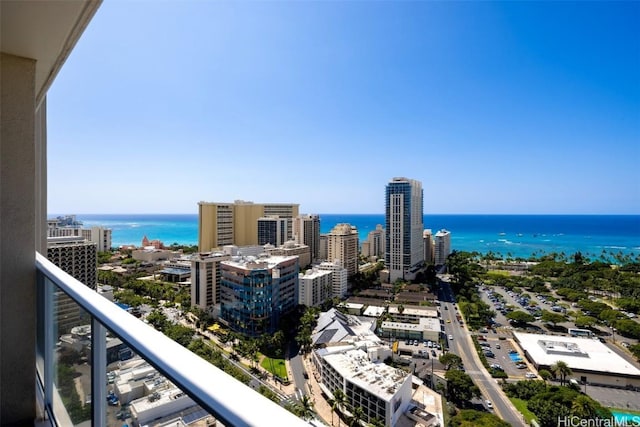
left=47, top=1, right=640, bottom=215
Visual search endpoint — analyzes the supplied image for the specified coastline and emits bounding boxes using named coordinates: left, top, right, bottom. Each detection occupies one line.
left=68, top=213, right=640, bottom=261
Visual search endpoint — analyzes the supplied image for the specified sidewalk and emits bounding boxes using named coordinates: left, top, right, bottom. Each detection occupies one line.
left=299, top=354, right=339, bottom=426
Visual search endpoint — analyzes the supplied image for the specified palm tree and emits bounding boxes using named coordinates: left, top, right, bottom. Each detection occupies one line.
left=572, top=395, right=597, bottom=418
left=349, top=405, right=365, bottom=427
left=298, top=394, right=314, bottom=421
left=328, top=397, right=336, bottom=426
left=551, top=360, right=572, bottom=386
left=333, top=388, right=346, bottom=427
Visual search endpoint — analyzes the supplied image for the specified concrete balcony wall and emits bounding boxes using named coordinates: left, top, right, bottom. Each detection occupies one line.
left=0, top=52, right=37, bottom=425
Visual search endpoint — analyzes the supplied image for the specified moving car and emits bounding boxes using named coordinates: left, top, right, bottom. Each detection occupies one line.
left=485, top=400, right=493, bottom=409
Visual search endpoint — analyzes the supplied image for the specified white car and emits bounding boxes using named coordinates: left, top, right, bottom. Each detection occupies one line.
left=485, top=400, right=493, bottom=409
left=525, top=372, right=537, bottom=379
left=448, top=334, right=453, bottom=340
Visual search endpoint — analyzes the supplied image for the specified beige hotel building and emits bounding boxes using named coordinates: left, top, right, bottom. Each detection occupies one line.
left=198, top=200, right=299, bottom=251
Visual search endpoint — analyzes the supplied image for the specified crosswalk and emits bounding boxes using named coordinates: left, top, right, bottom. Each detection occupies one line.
left=281, top=388, right=306, bottom=407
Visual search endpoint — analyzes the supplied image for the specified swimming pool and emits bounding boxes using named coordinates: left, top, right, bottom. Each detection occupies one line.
left=509, top=353, right=523, bottom=362
left=611, top=410, right=640, bottom=425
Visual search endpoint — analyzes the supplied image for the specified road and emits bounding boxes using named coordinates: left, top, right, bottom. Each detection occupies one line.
left=288, top=341, right=308, bottom=401
left=438, top=277, right=526, bottom=427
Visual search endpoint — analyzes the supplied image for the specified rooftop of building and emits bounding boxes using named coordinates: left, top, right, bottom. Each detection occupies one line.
left=320, top=348, right=409, bottom=400
left=382, top=317, right=441, bottom=332
left=300, top=268, right=333, bottom=279
left=514, top=332, right=640, bottom=376
left=312, top=308, right=380, bottom=346
left=388, top=305, right=438, bottom=317
left=222, top=254, right=298, bottom=270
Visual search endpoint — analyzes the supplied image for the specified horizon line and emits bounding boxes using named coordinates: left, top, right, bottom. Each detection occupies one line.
left=48, top=212, right=640, bottom=216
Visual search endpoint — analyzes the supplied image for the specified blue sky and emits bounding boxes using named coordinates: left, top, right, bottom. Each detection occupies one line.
left=47, top=1, right=640, bottom=215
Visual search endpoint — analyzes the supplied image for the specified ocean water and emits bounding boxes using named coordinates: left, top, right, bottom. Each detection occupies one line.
left=71, top=213, right=640, bottom=261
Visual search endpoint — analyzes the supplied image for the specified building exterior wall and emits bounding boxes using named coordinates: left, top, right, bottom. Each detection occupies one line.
left=313, top=349, right=412, bottom=427
left=362, top=224, right=385, bottom=260
left=198, top=201, right=299, bottom=251
left=190, top=252, right=231, bottom=311
left=82, top=226, right=112, bottom=252
left=319, top=234, right=328, bottom=261
left=317, top=261, right=348, bottom=298
left=385, top=177, right=424, bottom=282
left=257, top=216, right=288, bottom=246
left=298, top=269, right=333, bottom=307
left=266, top=242, right=311, bottom=269
left=0, top=53, right=38, bottom=423
left=434, top=229, right=451, bottom=266
left=294, top=214, right=320, bottom=262
left=220, top=256, right=299, bottom=337
left=327, top=223, right=359, bottom=278
left=423, top=229, right=434, bottom=265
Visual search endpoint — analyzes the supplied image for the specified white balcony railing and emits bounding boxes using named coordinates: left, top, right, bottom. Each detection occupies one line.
left=36, top=252, right=308, bottom=427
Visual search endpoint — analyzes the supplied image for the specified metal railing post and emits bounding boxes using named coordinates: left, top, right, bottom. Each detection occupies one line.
left=92, top=319, right=107, bottom=426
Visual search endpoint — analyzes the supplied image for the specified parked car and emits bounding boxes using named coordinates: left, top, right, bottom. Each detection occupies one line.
left=525, top=372, right=537, bottom=379
left=485, top=400, right=493, bottom=409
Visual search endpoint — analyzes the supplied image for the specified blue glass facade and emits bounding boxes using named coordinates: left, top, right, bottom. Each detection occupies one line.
left=385, top=178, right=424, bottom=281
left=220, top=257, right=298, bottom=337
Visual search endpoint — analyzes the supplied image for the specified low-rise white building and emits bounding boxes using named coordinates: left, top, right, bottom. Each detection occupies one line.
left=514, top=332, right=640, bottom=389
left=129, top=386, right=197, bottom=426
left=380, top=318, right=442, bottom=342
left=387, top=305, right=438, bottom=323
left=313, top=347, right=412, bottom=427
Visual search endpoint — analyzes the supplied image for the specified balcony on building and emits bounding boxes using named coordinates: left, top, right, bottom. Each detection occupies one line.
left=0, top=2, right=307, bottom=426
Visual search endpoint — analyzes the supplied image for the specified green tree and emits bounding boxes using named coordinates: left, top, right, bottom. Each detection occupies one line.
left=538, top=369, right=552, bottom=383
left=571, top=395, right=597, bottom=418
left=445, top=369, right=480, bottom=405
left=507, top=310, right=535, bottom=325
left=575, top=315, right=598, bottom=329
left=439, top=353, right=463, bottom=371
left=550, top=360, right=572, bottom=386
left=297, top=394, right=314, bottom=421
left=146, top=309, right=169, bottom=332
left=450, top=409, right=511, bottom=427
left=349, top=405, right=364, bottom=427
left=541, top=310, right=566, bottom=327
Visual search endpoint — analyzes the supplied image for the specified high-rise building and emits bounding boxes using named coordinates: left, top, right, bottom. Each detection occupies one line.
left=319, top=234, right=328, bottom=261
left=293, top=214, right=320, bottom=262
left=385, top=177, right=424, bottom=282
left=47, top=236, right=98, bottom=332
left=47, top=217, right=112, bottom=252
left=361, top=224, right=385, bottom=261
left=327, top=223, right=359, bottom=278
left=257, top=216, right=288, bottom=246
left=434, top=229, right=452, bottom=266
left=316, top=261, right=348, bottom=298
left=423, top=229, right=434, bottom=265
left=82, top=226, right=112, bottom=252
left=190, top=251, right=231, bottom=312
left=220, top=255, right=299, bottom=337
left=198, top=200, right=299, bottom=251
left=298, top=268, right=333, bottom=307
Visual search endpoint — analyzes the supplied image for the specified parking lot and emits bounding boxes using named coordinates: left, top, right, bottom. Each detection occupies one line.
left=584, top=384, right=640, bottom=411
left=476, top=336, right=537, bottom=380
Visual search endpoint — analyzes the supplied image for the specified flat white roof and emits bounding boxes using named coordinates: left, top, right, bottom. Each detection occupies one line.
left=322, top=349, right=409, bottom=401
left=388, top=306, right=438, bottom=317
left=515, top=332, right=640, bottom=377
left=382, top=317, right=441, bottom=332
left=363, top=305, right=386, bottom=317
